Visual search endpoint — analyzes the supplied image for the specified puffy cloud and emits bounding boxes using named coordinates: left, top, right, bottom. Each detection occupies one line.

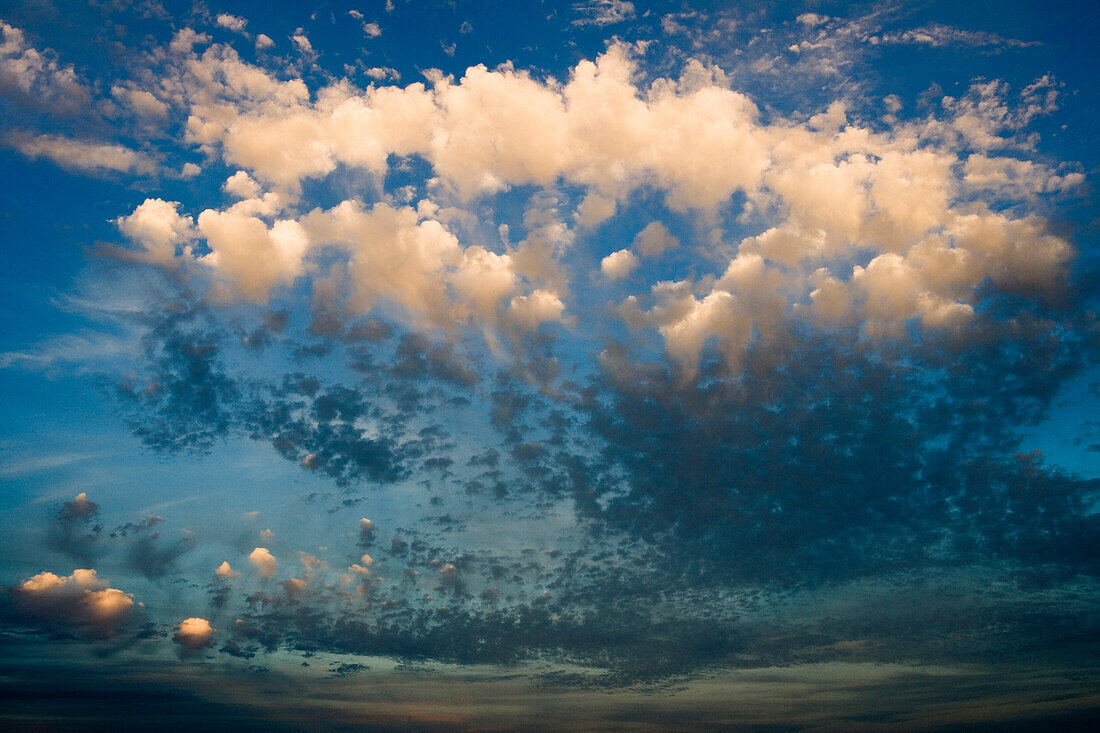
left=116, top=199, right=194, bottom=266
left=169, top=28, right=210, bottom=55
left=174, top=617, right=215, bottom=649
left=111, top=85, right=169, bottom=119
left=12, top=570, right=134, bottom=636
left=0, top=22, right=90, bottom=111
left=215, top=561, right=240, bottom=578
left=145, top=40, right=1075, bottom=369
left=633, top=222, right=679, bottom=258
left=215, top=14, right=248, bottom=33
left=508, top=290, right=566, bottom=330
left=197, top=209, right=308, bottom=302
left=223, top=171, right=261, bottom=199
left=249, top=547, right=277, bottom=578
left=600, top=249, right=639, bottom=280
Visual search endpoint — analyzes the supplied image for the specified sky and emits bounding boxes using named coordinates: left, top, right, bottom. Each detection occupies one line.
left=0, top=0, right=1098, bottom=729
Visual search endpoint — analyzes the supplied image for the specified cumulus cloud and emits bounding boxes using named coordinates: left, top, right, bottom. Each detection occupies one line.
left=249, top=547, right=277, bottom=577
left=600, top=249, right=638, bottom=280
left=174, top=617, right=215, bottom=649
left=632, top=222, right=679, bottom=258
left=0, top=22, right=90, bottom=112
left=11, top=570, right=134, bottom=637
left=116, top=39, right=1070, bottom=369
left=115, top=199, right=194, bottom=265
left=111, top=85, right=169, bottom=119
left=215, top=561, right=240, bottom=578
left=215, top=14, right=248, bottom=33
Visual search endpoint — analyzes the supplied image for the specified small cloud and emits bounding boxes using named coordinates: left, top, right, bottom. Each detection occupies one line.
left=62, top=492, right=99, bottom=520
left=249, top=547, right=277, bottom=578
left=797, top=13, right=829, bottom=27
left=255, top=34, right=274, bottom=50
left=215, top=14, right=247, bottom=33
left=633, top=221, right=680, bottom=257
left=215, top=561, right=240, bottom=578
left=292, top=30, right=312, bottom=53
left=365, top=67, right=400, bottom=82
left=174, top=617, right=215, bottom=649
left=573, top=0, right=635, bottom=27
left=601, top=249, right=639, bottom=281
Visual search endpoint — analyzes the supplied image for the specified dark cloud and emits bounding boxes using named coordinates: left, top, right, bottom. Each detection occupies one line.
left=128, top=530, right=196, bottom=578
left=119, top=303, right=237, bottom=453
left=47, top=493, right=102, bottom=563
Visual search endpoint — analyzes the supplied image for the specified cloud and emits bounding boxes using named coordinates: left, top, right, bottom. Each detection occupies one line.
left=8, top=133, right=157, bottom=175
left=573, top=0, right=635, bottom=27
left=111, top=85, right=169, bottom=119
left=249, top=547, right=277, bottom=578
left=0, top=22, right=90, bottom=112
left=215, top=561, right=241, bottom=578
left=115, top=199, right=194, bottom=266
left=632, top=222, right=679, bottom=258
left=215, top=14, right=248, bottom=34
left=48, top=493, right=101, bottom=563
left=600, top=249, right=638, bottom=281
left=876, top=23, right=1038, bottom=50
left=174, top=617, right=215, bottom=649
left=10, top=570, right=135, bottom=637
left=124, top=39, right=1071, bottom=371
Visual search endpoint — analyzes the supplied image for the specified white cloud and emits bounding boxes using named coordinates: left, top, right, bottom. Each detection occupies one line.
left=13, top=29, right=1069, bottom=374
left=170, top=28, right=211, bottom=55
left=116, top=198, right=194, bottom=265
left=215, top=14, right=248, bottom=33
left=223, top=170, right=261, bottom=199
left=633, top=221, right=679, bottom=257
left=215, top=561, right=240, bottom=578
left=573, top=0, right=636, bottom=27
left=13, top=570, right=135, bottom=636
left=509, top=289, right=566, bottom=330
left=877, top=23, right=1037, bottom=50
left=174, top=617, right=215, bottom=649
left=0, top=22, right=90, bottom=111
left=601, top=249, right=638, bottom=280
left=9, top=133, right=156, bottom=175
left=111, top=85, right=169, bottom=119
left=249, top=547, right=277, bottom=577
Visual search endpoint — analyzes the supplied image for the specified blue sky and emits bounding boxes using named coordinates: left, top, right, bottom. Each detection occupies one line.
left=1, top=0, right=1098, bottom=729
